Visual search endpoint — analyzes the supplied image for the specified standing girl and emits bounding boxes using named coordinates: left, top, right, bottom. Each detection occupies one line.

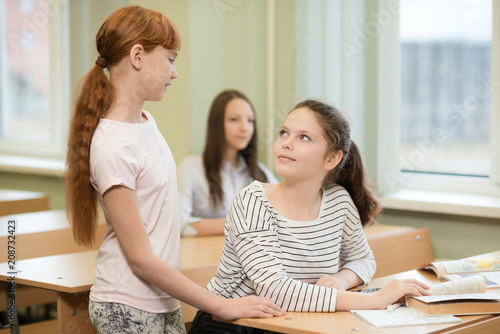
left=178, top=89, right=277, bottom=237
left=65, top=6, right=283, bottom=334
left=189, top=99, right=429, bottom=332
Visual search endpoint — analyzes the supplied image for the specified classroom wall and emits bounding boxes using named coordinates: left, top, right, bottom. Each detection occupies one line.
left=1, top=0, right=498, bottom=260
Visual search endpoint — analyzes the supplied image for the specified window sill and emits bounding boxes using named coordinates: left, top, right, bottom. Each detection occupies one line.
left=0, top=155, right=66, bottom=177
left=380, top=190, right=500, bottom=219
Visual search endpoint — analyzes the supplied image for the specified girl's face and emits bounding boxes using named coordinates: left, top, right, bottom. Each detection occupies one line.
left=141, top=46, right=178, bottom=101
left=273, top=107, right=341, bottom=183
left=224, top=98, right=255, bottom=153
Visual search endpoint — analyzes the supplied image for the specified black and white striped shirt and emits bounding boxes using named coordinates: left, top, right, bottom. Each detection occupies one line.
left=207, top=181, right=376, bottom=312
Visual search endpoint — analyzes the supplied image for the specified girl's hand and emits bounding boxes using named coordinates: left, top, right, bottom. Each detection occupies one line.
left=215, top=296, right=285, bottom=321
left=316, top=274, right=348, bottom=290
left=316, top=269, right=363, bottom=291
left=369, top=279, right=431, bottom=309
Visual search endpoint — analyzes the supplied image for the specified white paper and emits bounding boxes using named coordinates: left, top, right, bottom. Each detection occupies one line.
left=350, top=306, right=461, bottom=328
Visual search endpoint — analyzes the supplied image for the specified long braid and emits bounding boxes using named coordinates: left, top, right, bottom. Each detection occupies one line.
left=66, top=66, right=113, bottom=246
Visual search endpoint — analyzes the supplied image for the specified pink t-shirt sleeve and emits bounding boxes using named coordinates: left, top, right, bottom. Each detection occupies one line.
left=90, top=138, right=139, bottom=196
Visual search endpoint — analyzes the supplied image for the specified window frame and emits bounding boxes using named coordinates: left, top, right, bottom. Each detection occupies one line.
left=0, top=1, right=70, bottom=160
left=376, top=0, right=500, bottom=198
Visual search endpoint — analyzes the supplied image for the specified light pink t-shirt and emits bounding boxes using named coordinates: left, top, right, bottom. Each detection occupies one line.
left=89, top=111, right=181, bottom=313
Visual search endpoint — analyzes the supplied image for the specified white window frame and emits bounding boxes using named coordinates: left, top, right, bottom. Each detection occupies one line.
left=0, top=1, right=70, bottom=161
left=376, top=0, right=500, bottom=199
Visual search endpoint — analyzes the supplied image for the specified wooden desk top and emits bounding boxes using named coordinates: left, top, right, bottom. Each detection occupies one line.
left=228, top=269, right=500, bottom=334
left=0, top=189, right=48, bottom=202
left=179, top=235, right=224, bottom=270
left=0, top=210, right=107, bottom=262
left=0, top=235, right=225, bottom=293
left=363, top=223, right=414, bottom=237
left=0, top=189, right=50, bottom=216
left=0, top=250, right=97, bottom=294
left=0, top=210, right=71, bottom=236
left=0, top=209, right=108, bottom=236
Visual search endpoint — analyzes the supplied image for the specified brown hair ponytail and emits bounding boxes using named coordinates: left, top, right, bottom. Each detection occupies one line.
left=292, top=99, right=381, bottom=227
left=65, top=6, right=181, bottom=246
left=335, top=141, right=380, bottom=227
left=66, top=66, right=112, bottom=246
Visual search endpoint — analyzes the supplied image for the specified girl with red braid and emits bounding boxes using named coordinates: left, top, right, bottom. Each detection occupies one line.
left=65, top=6, right=283, bottom=333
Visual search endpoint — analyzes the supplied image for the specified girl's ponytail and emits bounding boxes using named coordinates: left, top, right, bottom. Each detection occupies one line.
left=292, top=99, right=381, bottom=227
left=335, top=141, right=381, bottom=227
left=66, top=63, right=113, bottom=246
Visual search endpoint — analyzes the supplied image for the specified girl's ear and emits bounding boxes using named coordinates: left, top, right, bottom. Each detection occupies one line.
left=324, top=150, right=343, bottom=171
left=129, top=44, right=145, bottom=70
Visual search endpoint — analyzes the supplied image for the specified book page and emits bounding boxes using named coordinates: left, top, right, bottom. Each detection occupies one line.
left=442, top=256, right=500, bottom=274
left=444, top=272, right=500, bottom=288
left=429, top=275, right=486, bottom=295
left=411, top=292, right=500, bottom=304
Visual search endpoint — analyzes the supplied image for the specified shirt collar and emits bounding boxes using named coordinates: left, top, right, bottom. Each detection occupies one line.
left=223, top=155, right=247, bottom=173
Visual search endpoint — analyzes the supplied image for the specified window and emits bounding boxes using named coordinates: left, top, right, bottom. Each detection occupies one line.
left=400, top=0, right=492, bottom=178
left=271, top=0, right=500, bottom=198
left=0, top=0, right=69, bottom=159
left=392, top=0, right=500, bottom=197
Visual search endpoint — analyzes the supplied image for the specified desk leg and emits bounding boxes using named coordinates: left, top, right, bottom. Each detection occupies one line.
left=57, top=292, right=96, bottom=334
left=2, top=282, right=19, bottom=334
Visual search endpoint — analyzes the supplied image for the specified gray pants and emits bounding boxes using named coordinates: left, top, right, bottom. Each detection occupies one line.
left=89, top=300, right=186, bottom=334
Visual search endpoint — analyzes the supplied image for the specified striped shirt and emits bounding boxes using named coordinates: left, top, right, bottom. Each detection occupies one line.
left=207, top=181, right=376, bottom=312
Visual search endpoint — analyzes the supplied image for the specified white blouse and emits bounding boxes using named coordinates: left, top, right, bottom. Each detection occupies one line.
left=177, top=155, right=277, bottom=236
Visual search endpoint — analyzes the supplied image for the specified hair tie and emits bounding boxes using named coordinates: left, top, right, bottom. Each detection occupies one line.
left=95, top=56, right=107, bottom=68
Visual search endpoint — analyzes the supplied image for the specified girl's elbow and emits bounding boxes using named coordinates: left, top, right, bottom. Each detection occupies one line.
left=126, top=254, right=151, bottom=278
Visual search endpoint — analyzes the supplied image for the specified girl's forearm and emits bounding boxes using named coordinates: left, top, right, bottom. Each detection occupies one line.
left=189, top=218, right=226, bottom=236
left=133, top=253, right=225, bottom=314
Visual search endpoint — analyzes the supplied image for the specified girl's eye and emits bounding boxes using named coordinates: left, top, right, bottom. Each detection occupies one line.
left=279, top=129, right=288, bottom=137
left=300, top=134, right=310, bottom=142
left=169, top=58, right=175, bottom=64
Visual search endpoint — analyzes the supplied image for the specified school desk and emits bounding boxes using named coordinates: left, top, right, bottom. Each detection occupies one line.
left=0, top=209, right=107, bottom=313
left=0, top=209, right=106, bottom=263
left=0, top=224, right=432, bottom=333
left=181, top=224, right=433, bottom=326
left=221, top=263, right=500, bottom=334
left=364, top=224, right=434, bottom=278
left=0, top=190, right=50, bottom=216
left=0, top=235, right=226, bottom=334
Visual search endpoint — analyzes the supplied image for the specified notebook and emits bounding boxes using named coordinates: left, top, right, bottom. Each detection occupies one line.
left=350, top=306, right=462, bottom=328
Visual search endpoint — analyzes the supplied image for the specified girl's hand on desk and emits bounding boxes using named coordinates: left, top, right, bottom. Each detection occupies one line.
left=214, top=295, right=285, bottom=320
left=371, top=279, right=431, bottom=309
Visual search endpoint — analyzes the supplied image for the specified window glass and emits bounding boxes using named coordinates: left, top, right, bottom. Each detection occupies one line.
left=400, top=0, right=492, bottom=177
left=1, top=0, right=52, bottom=142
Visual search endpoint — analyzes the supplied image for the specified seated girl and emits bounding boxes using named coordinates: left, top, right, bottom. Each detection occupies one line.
left=188, top=99, right=430, bottom=332
left=178, top=90, right=276, bottom=237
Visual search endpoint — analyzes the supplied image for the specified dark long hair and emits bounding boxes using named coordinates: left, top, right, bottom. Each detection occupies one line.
left=65, top=6, right=181, bottom=246
left=202, top=90, right=268, bottom=207
left=292, top=99, right=381, bottom=227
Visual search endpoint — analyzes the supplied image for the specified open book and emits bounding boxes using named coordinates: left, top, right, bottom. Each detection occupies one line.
left=406, top=275, right=500, bottom=315
left=417, top=251, right=500, bottom=287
